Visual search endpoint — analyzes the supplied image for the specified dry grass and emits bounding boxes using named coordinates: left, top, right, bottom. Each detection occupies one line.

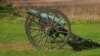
left=0, top=44, right=34, bottom=51
left=6, top=0, right=100, bottom=20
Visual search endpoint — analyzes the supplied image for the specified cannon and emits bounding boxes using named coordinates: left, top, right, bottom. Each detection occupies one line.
left=25, top=8, right=100, bottom=50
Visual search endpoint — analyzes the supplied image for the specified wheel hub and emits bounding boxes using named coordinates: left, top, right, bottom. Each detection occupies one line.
left=45, top=27, right=53, bottom=35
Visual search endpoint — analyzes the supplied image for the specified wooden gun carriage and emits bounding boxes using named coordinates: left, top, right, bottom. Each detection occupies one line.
left=25, top=8, right=100, bottom=50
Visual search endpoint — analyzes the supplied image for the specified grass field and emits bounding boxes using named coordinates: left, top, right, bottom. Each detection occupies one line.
left=0, top=15, right=100, bottom=56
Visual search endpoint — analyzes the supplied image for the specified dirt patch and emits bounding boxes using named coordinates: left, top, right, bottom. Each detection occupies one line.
left=0, top=44, right=34, bottom=51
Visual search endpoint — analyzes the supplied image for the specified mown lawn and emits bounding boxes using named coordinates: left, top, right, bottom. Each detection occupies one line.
left=0, top=16, right=28, bottom=44
left=0, top=48, right=100, bottom=56
left=0, top=16, right=100, bottom=56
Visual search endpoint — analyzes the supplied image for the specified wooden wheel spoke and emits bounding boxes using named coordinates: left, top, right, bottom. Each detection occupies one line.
left=50, top=12, right=57, bottom=27
left=42, top=34, right=48, bottom=49
left=30, top=29, right=40, bottom=32
left=54, top=25, right=63, bottom=29
left=32, top=20, right=39, bottom=25
left=30, top=27, right=41, bottom=32
left=58, top=35, right=64, bottom=41
left=30, top=27, right=39, bottom=30
left=51, top=35, right=60, bottom=47
left=36, top=34, right=45, bottom=45
left=29, top=37, right=37, bottom=46
left=33, top=32, right=43, bottom=37
left=30, top=28, right=39, bottom=31
left=49, top=36, right=52, bottom=49
left=48, top=35, right=52, bottom=49
left=31, top=24, right=40, bottom=27
left=30, top=16, right=40, bottom=25
left=57, top=30, right=68, bottom=34
left=52, top=19, right=63, bottom=28
left=46, top=11, right=49, bottom=25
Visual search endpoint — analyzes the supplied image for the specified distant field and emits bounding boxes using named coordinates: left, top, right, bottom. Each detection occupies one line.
left=0, top=15, right=100, bottom=56
left=5, top=0, right=100, bottom=20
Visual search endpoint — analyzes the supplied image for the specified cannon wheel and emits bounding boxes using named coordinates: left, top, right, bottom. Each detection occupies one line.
left=25, top=8, right=71, bottom=50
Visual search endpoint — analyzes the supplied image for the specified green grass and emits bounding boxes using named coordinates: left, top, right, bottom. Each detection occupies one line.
left=0, top=15, right=100, bottom=56
left=72, top=24, right=100, bottom=42
left=0, top=48, right=100, bottom=56
left=0, top=16, right=28, bottom=44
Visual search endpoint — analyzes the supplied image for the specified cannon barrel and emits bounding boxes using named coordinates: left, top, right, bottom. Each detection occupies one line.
left=27, top=8, right=65, bottom=25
